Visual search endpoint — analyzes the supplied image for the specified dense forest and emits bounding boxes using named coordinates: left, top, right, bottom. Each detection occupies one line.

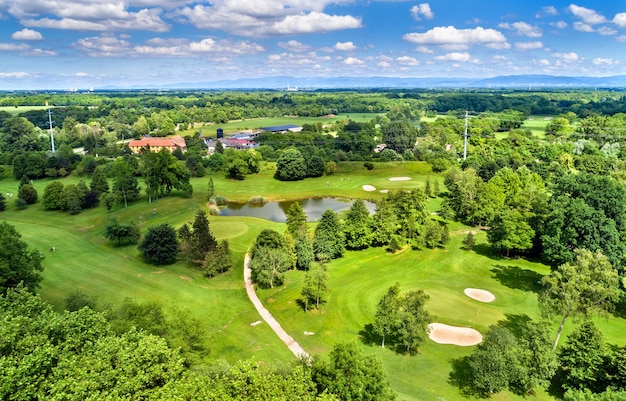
left=2, top=88, right=626, bottom=400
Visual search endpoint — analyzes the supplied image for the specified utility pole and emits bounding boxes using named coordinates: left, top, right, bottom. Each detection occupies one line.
left=463, top=110, right=468, bottom=160
left=46, top=102, right=56, bottom=152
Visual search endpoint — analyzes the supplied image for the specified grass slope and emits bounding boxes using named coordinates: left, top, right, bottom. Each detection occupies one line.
left=1, top=160, right=625, bottom=400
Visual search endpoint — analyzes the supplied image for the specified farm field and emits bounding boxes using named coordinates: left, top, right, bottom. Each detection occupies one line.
left=178, top=112, right=381, bottom=136
left=2, top=160, right=626, bottom=400
left=0, top=105, right=53, bottom=115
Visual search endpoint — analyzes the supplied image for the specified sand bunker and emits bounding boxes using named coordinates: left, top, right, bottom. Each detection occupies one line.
left=388, top=177, right=412, bottom=181
left=362, top=185, right=376, bottom=192
left=428, top=323, right=483, bottom=346
left=464, top=288, right=495, bottom=303
left=380, top=189, right=389, bottom=193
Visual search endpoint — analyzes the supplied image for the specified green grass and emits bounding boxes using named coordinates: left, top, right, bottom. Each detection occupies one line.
left=179, top=113, right=381, bottom=136
left=0, top=105, right=53, bottom=115
left=2, top=160, right=625, bottom=400
left=258, top=231, right=626, bottom=401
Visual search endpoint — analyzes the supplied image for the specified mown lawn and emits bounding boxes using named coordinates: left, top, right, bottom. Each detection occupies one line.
left=2, top=160, right=625, bottom=400
left=178, top=113, right=381, bottom=137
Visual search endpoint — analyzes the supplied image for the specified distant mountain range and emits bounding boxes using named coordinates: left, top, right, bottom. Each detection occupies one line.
left=112, top=74, right=626, bottom=90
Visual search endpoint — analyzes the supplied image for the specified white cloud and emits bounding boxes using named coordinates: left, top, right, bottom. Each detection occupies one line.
left=343, top=57, right=364, bottom=65
left=553, top=21, right=568, bottom=29
left=403, top=26, right=507, bottom=47
left=485, top=42, right=511, bottom=50
left=568, top=4, right=607, bottom=25
left=75, top=72, right=89, bottom=77
left=414, top=45, right=433, bottom=53
left=434, top=52, right=474, bottom=62
left=617, top=35, right=626, bottom=42
left=396, top=55, right=419, bottom=65
left=553, top=52, right=580, bottom=62
left=411, top=3, right=434, bottom=21
left=176, top=3, right=362, bottom=37
left=498, top=22, right=542, bottom=38
left=613, top=13, right=626, bottom=28
left=0, top=42, right=31, bottom=51
left=536, top=6, right=558, bottom=17
left=278, top=40, right=310, bottom=52
left=378, top=61, right=391, bottom=68
left=0, top=71, right=30, bottom=78
left=74, top=36, right=133, bottom=56
left=189, top=39, right=264, bottom=54
left=12, top=28, right=43, bottom=40
left=573, top=22, right=594, bottom=32
left=515, top=41, right=544, bottom=50
left=598, top=27, right=617, bottom=36
left=593, top=57, right=619, bottom=66
left=536, top=58, right=550, bottom=66
left=335, top=41, right=357, bottom=51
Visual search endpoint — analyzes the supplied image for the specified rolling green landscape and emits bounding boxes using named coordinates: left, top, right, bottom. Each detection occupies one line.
left=2, top=89, right=626, bottom=400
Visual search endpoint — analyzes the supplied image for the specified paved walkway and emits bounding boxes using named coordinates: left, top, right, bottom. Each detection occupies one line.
left=244, top=254, right=309, bottom=359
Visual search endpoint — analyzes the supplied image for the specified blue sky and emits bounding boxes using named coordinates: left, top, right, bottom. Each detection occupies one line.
left=1, top=0, right=626, bottom=89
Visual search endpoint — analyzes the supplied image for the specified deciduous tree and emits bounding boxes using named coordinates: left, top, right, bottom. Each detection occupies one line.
left=0, top=222, right=44, bottom=294
left=539, top=249, right=620, bottom=350
left=138, top=223, right=179, bottom=265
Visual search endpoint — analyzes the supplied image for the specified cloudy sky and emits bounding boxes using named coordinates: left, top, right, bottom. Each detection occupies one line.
left=1, top=0, right=626, bottom=89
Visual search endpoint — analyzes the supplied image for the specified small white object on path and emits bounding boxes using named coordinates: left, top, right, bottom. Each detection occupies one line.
left=244, top=254, right=309, bottom=359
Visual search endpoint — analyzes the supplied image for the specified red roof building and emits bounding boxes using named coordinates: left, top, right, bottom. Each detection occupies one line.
left=128, top=135, right=186, bottom=154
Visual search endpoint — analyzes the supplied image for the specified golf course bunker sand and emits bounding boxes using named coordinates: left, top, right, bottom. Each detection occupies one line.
left=388, top=177, right=412, bottom=181
left=464, top=288, right=496, bottom=303
left=362, top=184, right=376, bottom=192
left=428, top=323, right=483, bottom=346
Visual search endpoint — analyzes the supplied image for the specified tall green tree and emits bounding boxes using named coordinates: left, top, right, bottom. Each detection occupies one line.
left=286, top=202, right=307, bottom=237
left=558, top=321, right=609, bottom=393
left=275, top=148, right=307, bottom=181
left=396, top=289, right=432, bottom=354
left=0, top=222, right=44, bottom=294
left=17, top=183, right=38, bottom=205
left=112, top=157, right=140, bottom=208
left=539, top=249, right=620, bottom=350
left=103, top=217, right=141, bottom=246
left=203, top=239, right=232, bottom=278
left=43, top=180, right=65, bottom=210
left=301, top=262, right=329, bottom=312
left=312, top=342, right=396, bottom=401
left=487, top=209, right=534, bottom=256
left=343, top=199, right=372, bottom=250
left=138, top=223, right=179, bottom=265
left=178, top=210, right=217, bottom=265
left=382, top=120, right=418, bottom=154
left=374, top=283, right=402, bottom=348
left=313, top=209, right=345, bottom=260
left=90, top=167, right=110, bottom=196
left=369, top=198, right=397, bottom=247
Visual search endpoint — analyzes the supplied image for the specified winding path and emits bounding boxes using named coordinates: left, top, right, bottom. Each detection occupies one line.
left=244, top=254, right=309, bottom=359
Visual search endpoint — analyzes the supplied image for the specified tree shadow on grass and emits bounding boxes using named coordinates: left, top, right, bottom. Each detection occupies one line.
left=470, top=243, right=502, bottom=260
left=491, top=264, right=544, bottom=293
left=495, top=313, right=533, bottom=338
left=358, top=323, right=380, bottom=347
left=448, top=356, right=484, bottom=398
left=611, top=292, right=626, bottom=319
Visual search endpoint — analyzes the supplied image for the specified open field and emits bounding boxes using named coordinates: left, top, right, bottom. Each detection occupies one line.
left=178, top=113, right=381, bottom=136
left=0, top=105, right=53, bottom=115
left=2, top=160, right=626, bottom=400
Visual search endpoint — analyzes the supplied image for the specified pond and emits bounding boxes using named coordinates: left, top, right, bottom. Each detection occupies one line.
left=218, top=197, right=377, bottom=222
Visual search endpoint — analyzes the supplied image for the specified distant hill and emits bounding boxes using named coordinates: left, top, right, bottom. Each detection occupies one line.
left=104, top=74, right=626, bottom=90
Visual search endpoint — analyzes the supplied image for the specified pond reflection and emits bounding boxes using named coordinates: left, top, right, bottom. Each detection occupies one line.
left=219, top=198, right=376, bottom=222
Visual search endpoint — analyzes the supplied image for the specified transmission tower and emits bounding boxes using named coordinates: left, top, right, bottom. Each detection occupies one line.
left=46, top=102, right=56, bottom=152
left=463, top=110, right=469, bottom=160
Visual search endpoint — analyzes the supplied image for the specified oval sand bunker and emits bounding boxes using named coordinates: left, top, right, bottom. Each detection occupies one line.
left=428, top=323, right=483, bottom=346
left=388, top=176, right=412, bottom=181
left=464, top=288, right=495, bottom=303
left=362, top=185, right=376, bottom=192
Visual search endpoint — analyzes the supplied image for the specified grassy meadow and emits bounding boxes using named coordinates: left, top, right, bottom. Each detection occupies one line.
left=2, top=160, right=625, bottom=400
left=0, top=105, right=53, bottom=115
left=179, top=113, right=381, bottom=136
